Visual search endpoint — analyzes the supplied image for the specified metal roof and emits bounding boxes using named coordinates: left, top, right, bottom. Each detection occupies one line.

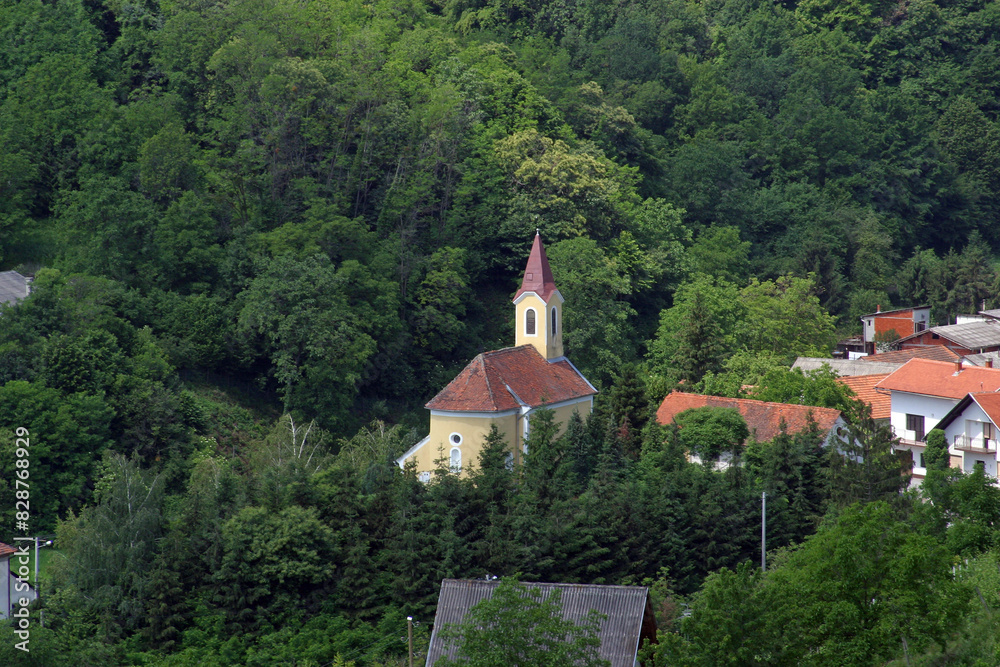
left=898, top=321, right=1000, bottom=351
left=0, top=271, right=28, bottom=306
left=425, top=579, right=655, bottom=667
left=792, top=357, right=903, bottom=376
left=963, top=351, right=1000, bottom=367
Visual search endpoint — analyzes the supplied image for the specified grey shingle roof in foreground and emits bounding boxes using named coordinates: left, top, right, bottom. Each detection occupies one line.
left=0, top=271, right=29, bottom=306
left=425, top=579, right=657, bottom=667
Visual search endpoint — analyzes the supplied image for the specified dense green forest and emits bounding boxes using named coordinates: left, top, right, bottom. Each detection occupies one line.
left=3, top=0, right=1000, bottom=664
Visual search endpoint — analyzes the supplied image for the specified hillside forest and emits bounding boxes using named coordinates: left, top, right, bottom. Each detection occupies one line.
left=3, top=0, right=1000, bottom=664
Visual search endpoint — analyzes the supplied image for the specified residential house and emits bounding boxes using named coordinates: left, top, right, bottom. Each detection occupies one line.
left=0, top=542, right=37, bottom=619
left=894, top=320, right=1000, bottom=356
left=0, top=271, right=30, bottom=307
left=874, top=358, right=1000, bottom=482
left=656, top=392, right=846, bottom=447
left=860, top=305, right=930, bottom=355
left=424, top=579, right=657, bottom=667
left=933, top=393, right=1000, bottom=480
left=397, top=234, right=597, bottom=479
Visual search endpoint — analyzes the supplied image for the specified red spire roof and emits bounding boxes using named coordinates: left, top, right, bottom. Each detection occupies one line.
left=513, top=232, right=558, bottom=303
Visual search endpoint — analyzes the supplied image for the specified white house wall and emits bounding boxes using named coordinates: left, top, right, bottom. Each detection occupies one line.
left=941, top=402, right=1000, bottom=480
left=889, top=392, right=958, bottom=439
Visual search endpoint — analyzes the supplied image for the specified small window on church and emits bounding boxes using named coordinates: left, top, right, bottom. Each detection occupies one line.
left=551, top=307, right=558, bottom=335
left=526, top=308, right=536, bottom=335
left=450, top=432, right=462, bottom=446
left=450, top=447, right=462, bottom=473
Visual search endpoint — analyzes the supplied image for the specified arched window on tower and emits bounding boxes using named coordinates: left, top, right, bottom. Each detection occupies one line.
left=551, top=307, right=558, bottom=335
left=525, top=308, right=536, bottom=335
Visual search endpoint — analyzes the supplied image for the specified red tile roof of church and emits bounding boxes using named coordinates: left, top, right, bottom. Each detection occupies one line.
left=655, top=392, right=842, bottom=442
left=874, top=358, right=1000, bottom=399
left=513, top=232, right=558, bottom=303
left=426, top=345, right=596, bottom=412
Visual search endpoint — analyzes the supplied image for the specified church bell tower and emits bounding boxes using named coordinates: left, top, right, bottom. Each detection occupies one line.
left=513, top=232, right=564, bottom=360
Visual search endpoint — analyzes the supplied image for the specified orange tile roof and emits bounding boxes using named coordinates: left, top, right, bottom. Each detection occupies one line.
left=862, top=346, right=960, bottom=363
left=971, top=392, right=1000, bottom=426
left=875, top=358, right=1000, bottom=399
left=426, top=345, right=596, bottom=412
left=0, top=542, right=16, bottom=558
left=655, top=392, right=842, bottom=442
left=837, top=374, right=891, bottom=420
left=513, top=233, right=558, bottom=303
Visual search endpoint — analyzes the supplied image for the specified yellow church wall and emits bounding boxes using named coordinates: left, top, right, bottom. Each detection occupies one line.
left=412, top=412, right=518, bottom=475
left=544, top=400, right=591, bottom=437
left=409, top=398, right=592, bottom=476
left=514, top=293, right=563, bottom=359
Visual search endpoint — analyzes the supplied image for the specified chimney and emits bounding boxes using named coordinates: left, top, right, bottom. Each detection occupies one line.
left=956, top=360, right=963, bottom=373
left=876, top=304, right=881, bottom=313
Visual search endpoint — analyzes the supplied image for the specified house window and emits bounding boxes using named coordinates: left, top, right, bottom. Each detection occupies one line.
left=450, top=447, right=461, bottom=473
left=917, top=452, right=925, bottom=469
left=525, top=308, right=536, bottom=335
left=906, top=414, right=925, bottom=441
left=984, top=422, right=995, bottom=443
left=551, top=307, right=558, bottom=336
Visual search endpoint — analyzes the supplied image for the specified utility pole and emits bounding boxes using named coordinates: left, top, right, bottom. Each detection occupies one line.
left=407, top=616, right=414, bottom=667
left=761, top=492, right=767, bottom=570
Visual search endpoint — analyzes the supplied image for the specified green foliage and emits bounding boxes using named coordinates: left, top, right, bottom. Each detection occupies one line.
left=56, top=453, right=165, bottom=640
left=649, top=502, right=971, bottom=667
left=673, top=407, right=750, bottom=462
left=749, top=366, right=857, bottom=413
left=923, top=429, right=949, bottom=473
left=437, top=577, right=609, bottom=667
left=8, top=0, right=1000, bottom=662
left=828, top=407, right=908, bottom=506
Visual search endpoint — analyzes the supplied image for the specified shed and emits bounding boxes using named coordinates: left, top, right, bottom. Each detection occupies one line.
left=425, top=579, right=657, bottom=667
left=0, top=271, right=30, bottom=307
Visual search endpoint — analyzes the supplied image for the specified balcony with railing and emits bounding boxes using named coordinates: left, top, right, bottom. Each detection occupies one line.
left=953, top=434, right=998, bottom=454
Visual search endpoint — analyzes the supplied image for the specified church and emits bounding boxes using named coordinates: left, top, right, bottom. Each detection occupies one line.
left=396, top=233, right=597, bottom=479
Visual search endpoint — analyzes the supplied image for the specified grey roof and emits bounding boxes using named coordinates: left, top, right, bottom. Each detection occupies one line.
left=962, top=351, right=1000, bottom=367
left=792, top=357, right=903, bottom=376
left=898, top=320, right=1000, bottom=351
left=425, top=579, right=655, bottom=667
left=0, top=271, right=29, bottom=306
left=980, top=309, right=1000, bottom=320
